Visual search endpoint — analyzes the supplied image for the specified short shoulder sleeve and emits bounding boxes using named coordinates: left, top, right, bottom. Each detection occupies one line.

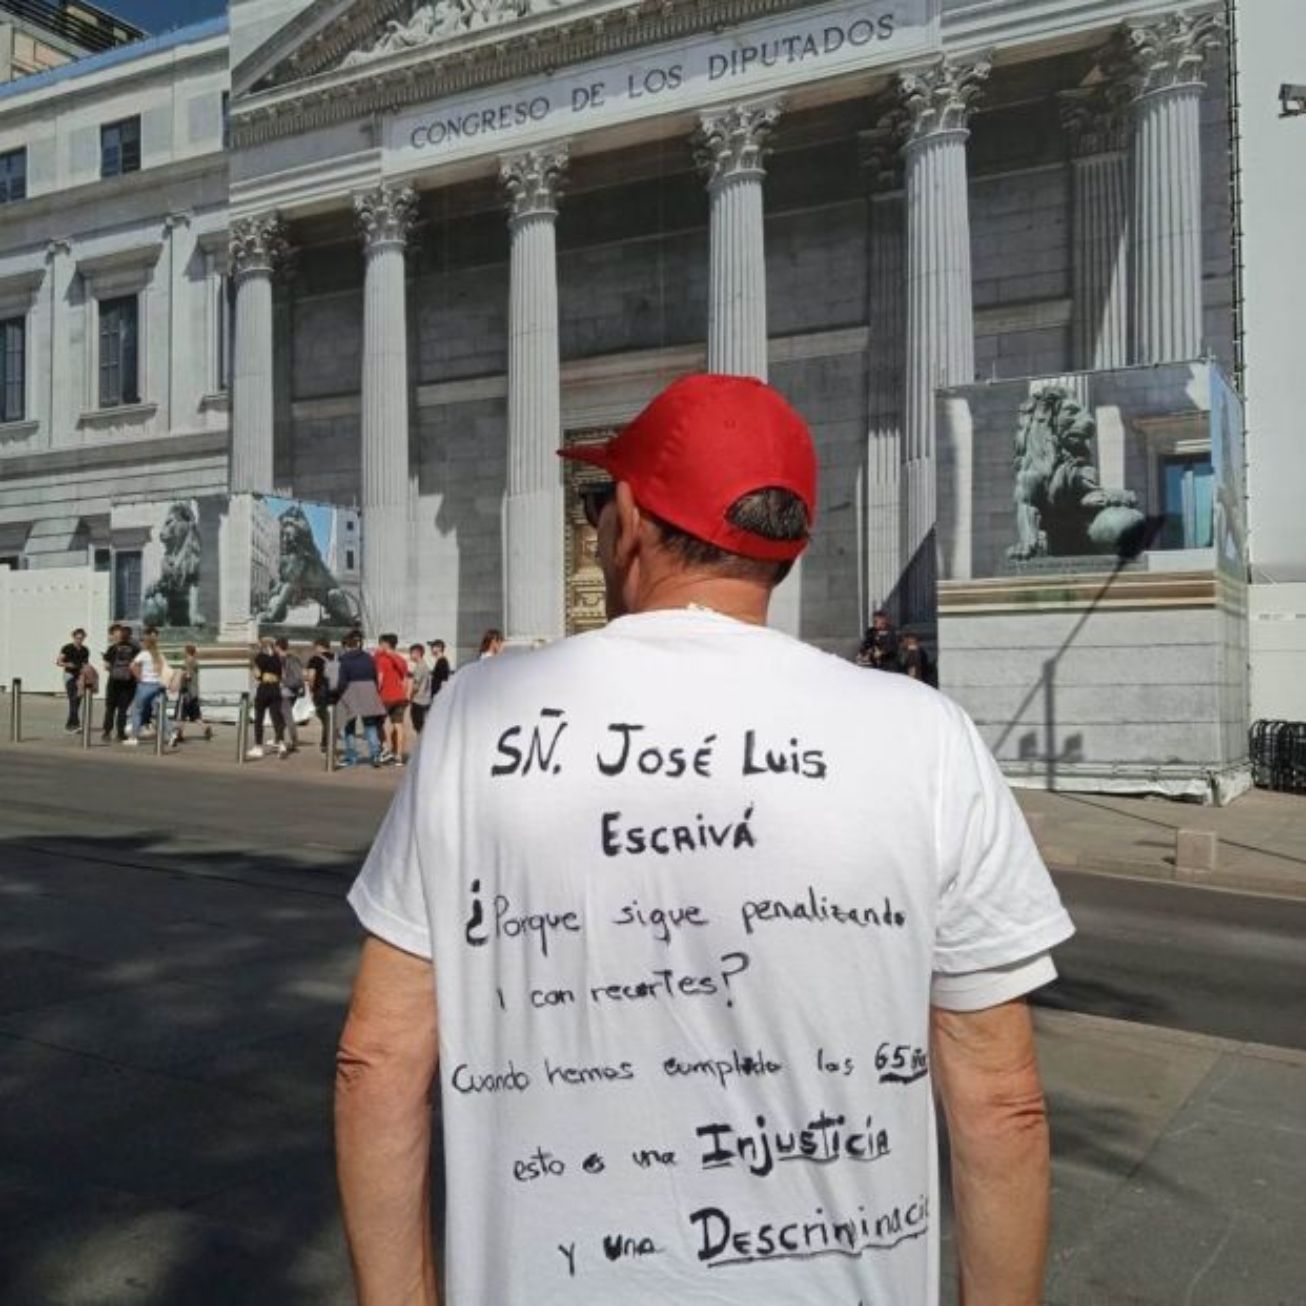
left=932, top=701, right=1074, bottom=974
left=347, top=755, right=433, bottom=960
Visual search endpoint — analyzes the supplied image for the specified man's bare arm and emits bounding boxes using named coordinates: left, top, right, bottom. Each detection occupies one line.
left=931, top=998, right=1050, bottom=1306
left=336, top=935, right=440, bottom=1306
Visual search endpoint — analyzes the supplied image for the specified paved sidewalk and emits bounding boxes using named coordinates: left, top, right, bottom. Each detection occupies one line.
left=1017, top=786, right=1306, bottom=899
left=5, top=690, right=1303, bottom=897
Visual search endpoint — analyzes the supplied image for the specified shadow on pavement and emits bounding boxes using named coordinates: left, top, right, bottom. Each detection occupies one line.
left=0, top=831, right=383, bottom=1305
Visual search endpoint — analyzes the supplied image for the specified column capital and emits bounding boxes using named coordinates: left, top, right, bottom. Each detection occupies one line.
left=1119, top=11, right=1224, bottom=100
left=44, top=237, right=71, bottom=263
left=230, top=213, right=288, bottom=280
left=1059, top=87, right=1128, bottom=158
left=857, top=117, right=904, bottom=194
left=501, top=146, right=569, bottom=225
left=354, top=183, right=418, bottom=251
left=896, top=55, right=990, bottom=147
left=694, top=99, right=782, bottom=190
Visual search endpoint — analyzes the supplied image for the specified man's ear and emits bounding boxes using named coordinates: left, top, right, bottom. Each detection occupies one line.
left=612, top=480, right=643, bottom=571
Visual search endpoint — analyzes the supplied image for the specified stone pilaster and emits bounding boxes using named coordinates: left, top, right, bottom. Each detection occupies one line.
left=695, top=100, right=781, bottom=380
left=229, top=214, right=287, bottom=494
left=1122, top=11, right=1224, bottom=364
left=897, top=55, right=989, bottom=623
left=1061, top=87, right=1129, bottom=371
left=858, top=121, right=906, bottom=622
left=501, top=145, right=568, bottom=646
left=355, top=183, right=418, bottom=638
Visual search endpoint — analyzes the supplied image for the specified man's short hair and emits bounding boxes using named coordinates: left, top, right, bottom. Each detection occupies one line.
left=72, top=627, right=86, bottom=638
left=274, top=636, right=290, bottom=651
left=119, top=625, right=132, bottom=638
left=410, top=642, right=425, bottom=656
left=314, top=637, right=331, bottom=650
left=380, top=632, right=398, bottom=649
left=344, top=628, right=363, bottom=646
left=429, top=639, right=445, bottom=651
left=653, top=487, right=809, bottom=586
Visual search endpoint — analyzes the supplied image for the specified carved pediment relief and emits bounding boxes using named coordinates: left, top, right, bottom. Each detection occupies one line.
left=342, top=0, right=585, bottom=68
left=241, top=0, right=589, bottom=93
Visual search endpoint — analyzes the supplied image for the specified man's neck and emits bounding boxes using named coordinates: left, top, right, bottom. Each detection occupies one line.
left=633, top=573, right=770, bottom=626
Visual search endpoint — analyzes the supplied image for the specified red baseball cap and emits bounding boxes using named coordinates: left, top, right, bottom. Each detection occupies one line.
left=557, top=373, right=817, bottom=562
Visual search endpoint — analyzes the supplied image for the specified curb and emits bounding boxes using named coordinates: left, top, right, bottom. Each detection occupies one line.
left=1034, top=1007, right=1306, bottom=1067
left=1043, top=849, right=1306, bottom=902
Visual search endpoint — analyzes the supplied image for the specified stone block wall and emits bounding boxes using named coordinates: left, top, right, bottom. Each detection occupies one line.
left=772, top=349, right=868, bottom=651
left=412, top=395, right=507, bottom=658
left=941, top=603, right=1231, bottom=772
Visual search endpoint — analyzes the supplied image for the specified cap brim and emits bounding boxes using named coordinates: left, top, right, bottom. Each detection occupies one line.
left=556, top=442, right=616, bottom=471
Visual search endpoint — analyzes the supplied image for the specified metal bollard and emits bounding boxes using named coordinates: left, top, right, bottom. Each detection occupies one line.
left=235, top=691, right=250, bottom=764
left=81, top=688, right=94, bottom=750
left=325, top=701, right=338, bottom=772
left=8, top=678, right=20, bottom=743
left=154, top=693, right=168, bottom=755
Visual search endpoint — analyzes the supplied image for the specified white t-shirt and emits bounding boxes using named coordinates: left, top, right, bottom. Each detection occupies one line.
left=349, top=609, right=1074, bottom=1306
left=132, top=649, right=162, bottom=685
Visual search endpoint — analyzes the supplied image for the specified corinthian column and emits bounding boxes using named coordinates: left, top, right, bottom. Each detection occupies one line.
left=858, top=120, right=906, bottom=622
left=897, top=56, right=989, bottom=623
left=501, top=145, right=568, bottom=646
left=1123, top=11, right=1224, bottom=364
left=229, top=214, right=287, bottom=494
left=695, top=100, right=781, bottom=380
left=355, top=183, right=418, bottom=638
left=1061, top=87, right=1130, bottom=370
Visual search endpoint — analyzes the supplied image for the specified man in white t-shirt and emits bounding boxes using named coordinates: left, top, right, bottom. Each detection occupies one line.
left=336, top=373, right=1074, bottom=1306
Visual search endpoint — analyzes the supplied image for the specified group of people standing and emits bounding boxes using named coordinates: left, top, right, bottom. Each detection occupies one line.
left=55, top=624, right=210, bottom=748
left=245, top=630, right=453, bottom=768
left=855, top=609, right=935, bottom=684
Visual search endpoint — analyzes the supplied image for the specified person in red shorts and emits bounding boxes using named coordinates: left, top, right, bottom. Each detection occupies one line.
left=373, top=632, right=411, bottom=767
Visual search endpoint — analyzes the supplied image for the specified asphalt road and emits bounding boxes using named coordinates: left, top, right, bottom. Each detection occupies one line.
left=1039, top=870, right=1306, bottom=1049
left=1, top=749, right=1303, bottom=1051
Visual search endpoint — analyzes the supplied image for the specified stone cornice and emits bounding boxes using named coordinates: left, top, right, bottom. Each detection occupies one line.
left=232, top=0, right=831, bottom=148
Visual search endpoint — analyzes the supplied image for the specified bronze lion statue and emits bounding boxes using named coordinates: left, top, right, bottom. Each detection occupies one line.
left=142, top=502, right=202, bottom=628
left=260, top=504, right=359, bottom=626
left=1008, top=386, right=1147, bottom=561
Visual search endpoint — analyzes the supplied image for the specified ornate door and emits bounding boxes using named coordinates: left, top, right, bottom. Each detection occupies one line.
left=562, top=428, right=615, bottom=636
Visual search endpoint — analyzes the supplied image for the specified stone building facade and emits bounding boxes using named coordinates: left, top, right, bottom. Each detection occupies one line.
left=227, top=0, right=1237, bottom=660
left=0, top=15, right=229, bottom=618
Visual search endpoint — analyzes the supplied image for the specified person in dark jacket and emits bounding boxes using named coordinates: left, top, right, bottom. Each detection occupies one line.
left=856, top=608, right=900, bottom=671
left=101, top=624, right=139, bottom=741
left=333, top=629, right=386, bottom=768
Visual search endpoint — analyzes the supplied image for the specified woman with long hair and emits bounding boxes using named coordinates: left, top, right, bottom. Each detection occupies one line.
left=125, top=628, right=174, bottom=748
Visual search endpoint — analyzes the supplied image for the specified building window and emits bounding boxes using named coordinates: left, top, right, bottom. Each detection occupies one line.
left=0, top=148, right=26, bottom=204
left=0, top=318, right=23, bottom=422
left=221, top=91, right=231, bottom=150
left=93, top=548, right=112, bottom=573
left=98, top=296, right=140, bottom=408
left=113, top=550, right=142, bottom=622
left=1159, top=455, right=1214, bottom=550
left=345, top=549, right=356, bottom=570
left=101, top=116, right=141, bottom=179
